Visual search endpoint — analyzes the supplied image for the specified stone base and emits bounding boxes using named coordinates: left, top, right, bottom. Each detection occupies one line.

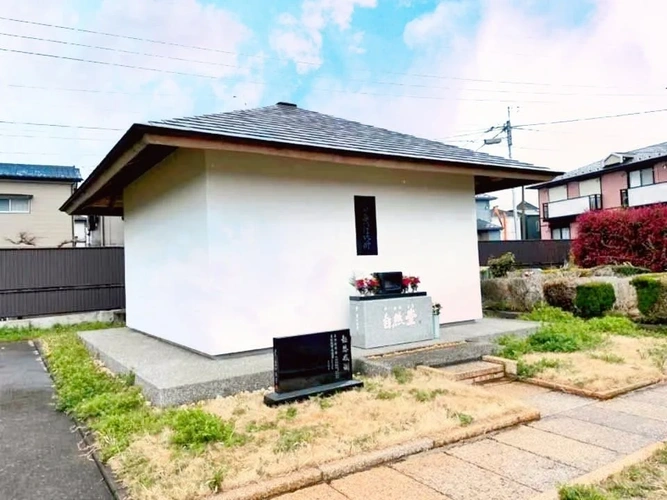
left=264, top=379, right=364, bottom=406
left=349, top=294, right=433, bottom=349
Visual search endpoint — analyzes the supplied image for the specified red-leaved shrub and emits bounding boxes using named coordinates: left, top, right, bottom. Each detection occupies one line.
left=572, top=205, right=667, bottom=272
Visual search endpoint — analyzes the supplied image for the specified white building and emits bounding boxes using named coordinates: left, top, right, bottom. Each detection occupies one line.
left=61, top=102, right=558, bottom=356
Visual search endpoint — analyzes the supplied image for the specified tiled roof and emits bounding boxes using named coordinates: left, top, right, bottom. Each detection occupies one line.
left=477, top=218, right=502, bottom=231
left=0, top=163, right=82, bottom=182
left=147, top=102, right=547, bottom=172
left=534, top=141, right=667, bottom=188
left=475, top=194, right=498, bottom=201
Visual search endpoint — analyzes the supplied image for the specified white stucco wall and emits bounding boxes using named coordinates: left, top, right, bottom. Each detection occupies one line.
left=124, top=148, right=483, bottom=356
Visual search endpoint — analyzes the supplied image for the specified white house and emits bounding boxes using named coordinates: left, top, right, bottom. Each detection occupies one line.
left=61, top=102, right=558, bottom=356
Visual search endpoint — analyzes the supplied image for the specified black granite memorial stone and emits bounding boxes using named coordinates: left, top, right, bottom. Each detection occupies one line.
left=263, top=329, right=363, bottom=406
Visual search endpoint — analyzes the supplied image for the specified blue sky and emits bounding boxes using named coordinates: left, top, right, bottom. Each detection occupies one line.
left=0, top=0, right=666, bottom=209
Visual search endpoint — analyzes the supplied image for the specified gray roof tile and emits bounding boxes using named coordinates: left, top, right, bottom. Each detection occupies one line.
left=536, top=141, right=667, bottom=187
left=477, top=218, right=502, bottom=231
left=147, top=103, right=548, bottom=172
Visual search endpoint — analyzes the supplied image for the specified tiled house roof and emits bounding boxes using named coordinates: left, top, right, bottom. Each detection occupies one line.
left=0, top=163, right=82, bottom=182
left=148, top=102, right=547, bottom=172
left=533, top=141, right=667, bottom=188
left=477, top=219, right=502, bottom=231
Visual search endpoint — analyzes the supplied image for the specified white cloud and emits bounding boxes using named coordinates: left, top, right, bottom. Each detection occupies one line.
left=0, top=0, right=261, bottom=176
left=303, top=0, right=667, bottom=210
left=270, top=0, right=376, bottom=73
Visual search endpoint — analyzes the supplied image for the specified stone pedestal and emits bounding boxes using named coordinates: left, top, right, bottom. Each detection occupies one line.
left=349, top=292, right=433, bottom=349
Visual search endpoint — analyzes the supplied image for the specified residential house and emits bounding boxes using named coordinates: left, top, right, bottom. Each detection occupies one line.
left=88, top=215, right=124, bottom=246
left=504, top=201, right=541, bottom=240
left=475, top=194, right=503, bottom=241
left=0, top=163, right=82, bottom=247
left=61, top=102, right=558, bottom=356
left=533, top=141, right=667, bottom=240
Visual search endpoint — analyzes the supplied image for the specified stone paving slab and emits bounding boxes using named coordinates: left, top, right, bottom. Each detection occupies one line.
left=596, top=399, right=667, bottom=422
left=330, top=466, right=449, bottom=499
left=274, top=483, right=348, bottom=500
left=620, top=388, right=667, bottom=408
left=393, top=451, right=538, bottom=500
left=481, top=381, right=552, bottom=400
left=529, top=417, right=655, bottom=454
left=492, top=426, right=618, bottom=471
left=561, top=405, right=667, bottom=440
left=446, top=439, right=582, bottom=492
left=525, top=391, right=592, bottom=416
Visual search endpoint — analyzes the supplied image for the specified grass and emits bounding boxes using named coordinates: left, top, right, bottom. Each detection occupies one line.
left=0, top=320, right=122, bottom=343
left=499, top=305, right=667, bottom=393
left=558, top=445, right=667, bottom=499
left=41, top=329, right=534, bottom=499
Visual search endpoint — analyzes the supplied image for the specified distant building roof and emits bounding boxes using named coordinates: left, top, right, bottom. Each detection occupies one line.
left=475, top=194, right=498, bottom=201
left=532, top=141, right=667, bottom=189
left=0, top=163, right=82, bottom=182
left=477, top=219, right=502, bottom=231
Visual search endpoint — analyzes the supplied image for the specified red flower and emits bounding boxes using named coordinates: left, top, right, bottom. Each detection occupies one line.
left=410, top=276, right=421, bottom=285
left=402, top=277, right=411, bottom=287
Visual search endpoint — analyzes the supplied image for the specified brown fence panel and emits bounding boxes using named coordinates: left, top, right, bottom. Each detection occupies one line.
left=0, top=247, right=125, bottom=318
left=478, top=240, right=572, bottom=267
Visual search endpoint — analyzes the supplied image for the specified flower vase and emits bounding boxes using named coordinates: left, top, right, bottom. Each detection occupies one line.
left=432, top=314, right=440, bottom=339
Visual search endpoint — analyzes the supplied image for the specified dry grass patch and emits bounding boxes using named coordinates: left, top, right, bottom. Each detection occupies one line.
left=110, top=370, right=531, bottom=500
left=519, top=335, right=666, bottom=393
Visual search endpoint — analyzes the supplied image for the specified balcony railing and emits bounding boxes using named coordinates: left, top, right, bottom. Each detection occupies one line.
left=543, top=194, right=602, bottom=220
left=622, top=182, right=667, bottom=208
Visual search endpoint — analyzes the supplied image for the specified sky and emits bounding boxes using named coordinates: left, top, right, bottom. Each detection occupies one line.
left=1, top=0, right=667, bottom=209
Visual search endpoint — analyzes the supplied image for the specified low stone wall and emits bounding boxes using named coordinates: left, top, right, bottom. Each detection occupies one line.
left=481, top=272, right=640, bottom=315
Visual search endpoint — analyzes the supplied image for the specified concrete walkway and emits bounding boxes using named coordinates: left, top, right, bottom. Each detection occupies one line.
left=0, top=342, right=112, bottom=500
left=277, top=381, right=667, bottom=500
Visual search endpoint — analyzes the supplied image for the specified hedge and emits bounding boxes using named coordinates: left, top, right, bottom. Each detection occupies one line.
left=631, top=275, right=667, bottom=323
left=574, top=282, right=615, bottom=318
left=543, top=279, right=577, bottom=312
left=572, top=205, right=667, bottom=272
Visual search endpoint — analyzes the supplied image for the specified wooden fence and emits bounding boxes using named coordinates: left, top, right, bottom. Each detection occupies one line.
left=478, top=240, right=572, bottom=267
left=0, top=247, right=125, bottom=319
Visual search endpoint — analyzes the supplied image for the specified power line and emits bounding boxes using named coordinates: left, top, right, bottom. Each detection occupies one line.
left=0, top=133, right=108, bottom=141
left=3, top=31, right=666, bottom=99
left=3, top=82, right=177, bottom=96
left=0, top=14, right=654, bottom=91
left=515, top=108, right=667, bottom=128
left=0, top=120, right=122, bottom=131
left=0, top=151, right=100, bottom=156
left=0, top=47, right=219, bottom=79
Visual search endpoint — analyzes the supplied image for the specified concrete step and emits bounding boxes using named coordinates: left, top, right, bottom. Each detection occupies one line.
left=437, top=360, right=505, bottom=384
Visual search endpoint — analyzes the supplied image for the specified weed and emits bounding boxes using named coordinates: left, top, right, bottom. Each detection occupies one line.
left=587, top=316, right=637, bottom=336
left=169, top=408, right=245, bottom=451
left=245, top=419, right=278, bottom=433
left=311, top=395, right=334, bottom=409
left=0, top=321, right=122, bottom=343
left=527, top=322, right=604, bottom=353
left=646, top=345, right=667, bottom=371
left=589, top=352, right=625, bottom=364
left=75, top=388, right=145, bottom=419
left=278, top=406, right=298, bottom=421
left=206, top=467, right=227, bottom=493
left=391, top=366, right=414, bottom=384
left=273, top=427, right=314, bottom=454
left=496, top=335, right=531, bottom=360
left=456, top=413, right=474, bottom=426
left=232, top=406, right=247, bottom=416
left=90, top=408, right=166, bottom=461
left=558, top=484, right=608, bottom=500
left=350, top=433, right=377, bottom=451
left=521, top=304, right=577, bottom=323
left=375, top=389, right=400, bottom=400
left=517, top=358, right=567, bottom=379
left=409, top=388, right=447, bottom=402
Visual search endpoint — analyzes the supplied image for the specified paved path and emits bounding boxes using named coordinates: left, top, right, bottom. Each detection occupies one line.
left=0, top=342, right=112, bottom=500
left=277, top=380, right=667, bottom=500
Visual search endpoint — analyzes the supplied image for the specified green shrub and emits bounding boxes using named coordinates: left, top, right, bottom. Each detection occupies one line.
left=575, top=283, right=616, bottom=318
left=391, top=366, right=414, bottom=384
left=611, top=265, right=652, bottom=277
left=496, top=335, right=531, bottom=360
left=169, top=408, right=243, bottom=451
left=543, top=280, right=577, bottom=311
left=632, top=275, right=667, bottom=323
left=487, top=252, right=515, bottom=278
left=521, top=304, right=577, bottom=323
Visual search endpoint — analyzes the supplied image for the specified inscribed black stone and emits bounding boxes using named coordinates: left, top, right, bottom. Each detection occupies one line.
left=354, top=195, right=378, bottom=255
left=272, top=330, right=354, bottom=393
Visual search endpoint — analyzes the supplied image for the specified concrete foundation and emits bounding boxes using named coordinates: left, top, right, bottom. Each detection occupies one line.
left=79, top=317, right=539, bottom=407
left=1, top=310, right=125, bottom=329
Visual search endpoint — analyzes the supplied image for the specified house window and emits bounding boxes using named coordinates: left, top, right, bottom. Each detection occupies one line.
left=551, top=226, right=570, bottom=240
left=0, top=196, right=31, bottom=213
left=354, top=196, right=378, bottom=255
left=548, top=185, right=567, bottom=201
left=579, top=178, right=601, bottom=196
left=629, top=168, right=655, bottom=188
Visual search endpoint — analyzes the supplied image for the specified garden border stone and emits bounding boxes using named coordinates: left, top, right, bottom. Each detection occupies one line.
left=532, top=439, right=667, bottom=500
left=211, top=409, right=540, bottom=499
